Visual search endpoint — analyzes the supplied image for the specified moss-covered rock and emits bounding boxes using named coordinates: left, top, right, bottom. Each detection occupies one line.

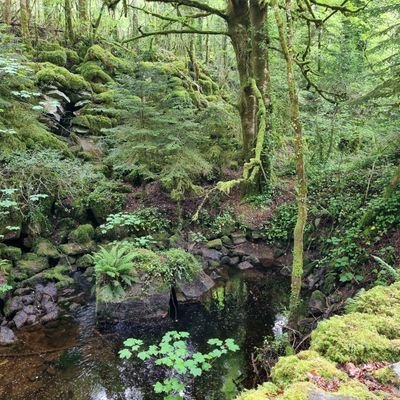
left=87, top=180, right=128, bottom=223
left=43, top=264, right=74, bottom=287
left=76, top=254, right=94, bottom=269
left=271, top=350, right=347, bottom=387
left=77, top=62, right=113, bottom=84
left=346, top=283, right=400, bottom=319
left=235, top=382, right=280, bottom=399
left=0, top=244, right=22, bottom=261
left=37, top=50, right=68, bottom=67
left=33, top=238, right=60, bottom=259
left=68, top=224, right=95, bottom=244
left=207, top=238, right=223, bottom=250
left=72, top=114, right=116, bottom=135
left=84, top=45, right=127, bottom=73
left=59, top=241, right=96, bottom=256
left=36, top=63, right=90, bottom=93
left=310, top=313, right=400, bottom=363
left=15, top=253, right=49, bottom=280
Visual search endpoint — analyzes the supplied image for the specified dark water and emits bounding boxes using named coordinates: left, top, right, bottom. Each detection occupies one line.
left=1, top=268, right=288, bottom=400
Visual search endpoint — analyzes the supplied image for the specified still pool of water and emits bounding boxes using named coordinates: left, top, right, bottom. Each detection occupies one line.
left=0, top=268, right=289, bottom=400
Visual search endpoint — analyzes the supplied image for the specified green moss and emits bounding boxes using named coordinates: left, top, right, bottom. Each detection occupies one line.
left=167, top=89, right=192, bottom=104
left=36, top=62, right=90, bottom=92
left=43, top=264, right=74, bottom=287
left=37, top=50, right=67, bottom=67
left=271, top=350, right=347, bottom=387
left=33, top=238, right=60, bottom=258
left=235, top=382, right=279, bottom=399
left=337, top=381, right=382, bottom=399
left=72, top=114, right=116, bottom=135
left=310, top=313, right=400, bottom=363
left=68, top=224, right=95, bottom=243
left=93, top=89, right=117, bottom=104
left=84, top=45, right=126, bottom=73
left=0, top=244, right=22, bottom=261
left=278, top=382, right=317, bottom=400
left=346, top=282, right=400, bottom=319
left=65, top=48, right=80, bottom=66
left=77, top=62, right=113, bottom=84
left=373, top=366, right=399, bottom=385
left=87, top=180, right=128, bottom=223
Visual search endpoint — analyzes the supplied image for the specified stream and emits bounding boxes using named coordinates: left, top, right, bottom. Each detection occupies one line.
left=0, top=267, right=289, bottom=400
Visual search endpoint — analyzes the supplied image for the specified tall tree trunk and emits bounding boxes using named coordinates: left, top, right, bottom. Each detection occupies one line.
left=274, top=0, right=308, bottom=324
left=78, top=0, right=87, bottom=20
left=250, top=0, right=273, bottom=189
left=64, top=0, right=74, bottom=44
left=227, top=1, right=257, bottom=161
left=3, top=0, right=12, bottom=25
left=20, top=0, right=31, bottom=48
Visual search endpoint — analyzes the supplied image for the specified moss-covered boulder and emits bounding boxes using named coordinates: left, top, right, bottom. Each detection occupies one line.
left=235, top=382, right=279, bottom=399
left=77, top=62, right=113, bottom=84
left=311, top=313, right=400, bottom=363
left=72, top=114, right=117, bottom=135
left=37, top=50, right=68, bottom=67
left=59, top=241, right=96, bottom=256
left=15, top=253, right=49, bottom=281
left=68, top=224, right=95, bottom=244
left=84, top=45, right=127, bottom=73
left=0, top=244, right=22, bottom=261
left=271, top=351, right=347, bottom=386
left=33, top=238, right=60, bottom=259
left=36, top=63, right=90, bottom=93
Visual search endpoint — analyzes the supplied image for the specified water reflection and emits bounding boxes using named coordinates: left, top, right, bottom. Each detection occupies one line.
left=0, top=268, right=288, bottom=400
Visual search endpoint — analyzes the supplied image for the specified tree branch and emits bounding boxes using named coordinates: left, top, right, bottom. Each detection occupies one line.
left=309, top=0, right=371, bottom=14
left=123, top=29, right=229, bottom=43
left=144, top=0, right=228, bottom=21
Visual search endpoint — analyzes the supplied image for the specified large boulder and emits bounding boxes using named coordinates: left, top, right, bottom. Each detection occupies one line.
left=177, top=271, right=215, bottom=301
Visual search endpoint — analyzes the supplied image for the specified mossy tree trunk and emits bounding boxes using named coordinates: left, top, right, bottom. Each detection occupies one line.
left=64, top=0, right=74, bottom=44
left=274, top=0, right=308, bottom=324
left=225, top=0, right=273, bottom=193
left=20, top=0, right=31, bottom=48
left=3, top=0, right=12, bottom=25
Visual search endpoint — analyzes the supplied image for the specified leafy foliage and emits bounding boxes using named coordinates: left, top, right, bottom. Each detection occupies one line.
left=119, top=331, right=239, bottom=399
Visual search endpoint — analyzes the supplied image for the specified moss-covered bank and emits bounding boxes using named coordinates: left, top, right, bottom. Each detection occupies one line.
left=236, top=282, right=400, bottom=399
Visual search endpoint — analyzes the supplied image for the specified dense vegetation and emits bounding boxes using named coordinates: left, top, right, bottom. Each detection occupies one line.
left=0, top=0, right=399, bottom=399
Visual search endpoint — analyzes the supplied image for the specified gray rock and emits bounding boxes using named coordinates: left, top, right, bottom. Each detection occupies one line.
left=308, top=391, right=355, bottom=400
left=226, top=256, right=240, bottom=266
left=231, top=233, right=246, bottom=245
left=26, top=314, right=38, bottom=325
left=13, top=287, right=33, bottom=296
left=21, top=294, right=35, bottom=305
left=13, top=310, right=28, bottom=329
left=41, top=309, right=59, bottom=323
left=220, top=256, right=231, bottom=266
left=0, top=326, right=16, bottom=345
left=237, top=261, right=253, bottom=270
left=42, top=283, right=58, bottom=300
left=393, top=361, right=400, bottom=382
left=178, top=271, right=215, bottom=301
left=243, top=255, right=260, bottom=266
left=201, top=248, right=222, bottom=261
left=4, top=296, right=24, bottom=317
left=42, top=300, right=58, bottom=314
left=22, top=305, right=37, bottom=315
left=309, top=290, right=327, bottom=314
